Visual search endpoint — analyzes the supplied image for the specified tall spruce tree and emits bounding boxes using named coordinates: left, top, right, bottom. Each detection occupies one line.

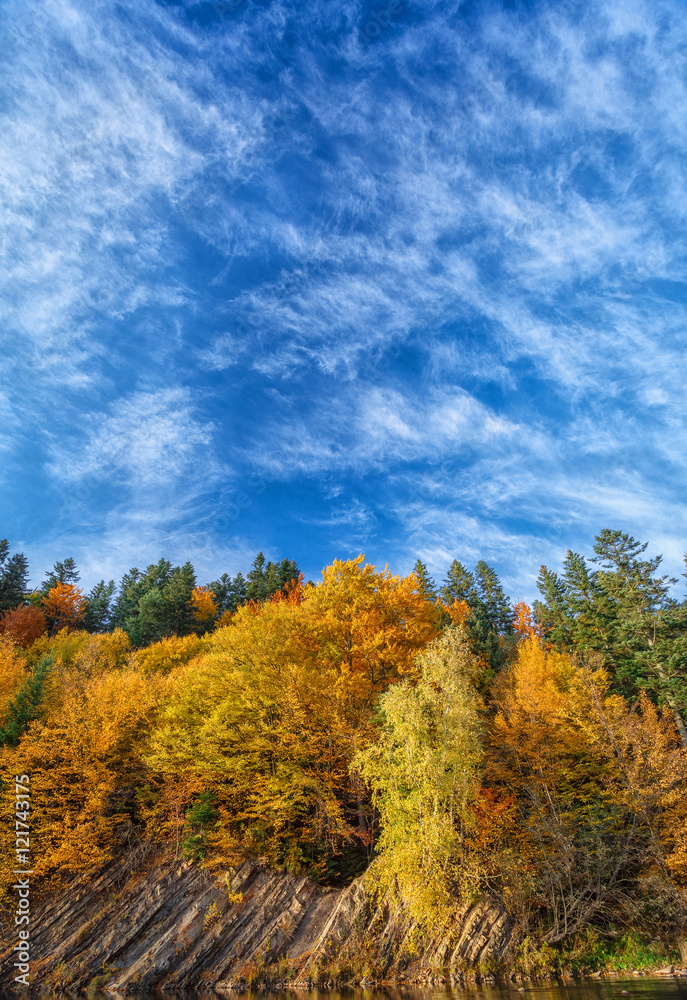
left=0, top=654, right=52, bottom=747
left=413, top=559, right=437, bottom=600
left=440, top=560, right=475, bottom=605
left=535, top=529, right=687, bottom=749
left=246, top=552, right=268, bottom=602
left=84, top=580, right=116, bottom=632
left=41, top=557, right=80, bottom=594
left=0, top=540, right=29, bottom=613
left=231, top=571, right=248, bottom=608
left=473, top=561, right=513, bottom=636
left=113, top=559, right=199, bottom=646
left=209, top=573, right=233, bottom=613
left=276, top=558, right=299, bottom=592
left=246, top=553, right=300, bottom=603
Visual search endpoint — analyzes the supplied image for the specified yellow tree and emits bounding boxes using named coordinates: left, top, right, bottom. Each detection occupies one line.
left=0, top=667, right=160, bottom=902
left=0, top=637, right=27, bottom=724
left=129, top=633, right=206, bottom=676
left=191, top=586, right=218, bottom=625
left=489, top=635, right=687, bottom=941
left=354, top=626, right=482, bottom=928
left=145, top=557, right=440, bottom=876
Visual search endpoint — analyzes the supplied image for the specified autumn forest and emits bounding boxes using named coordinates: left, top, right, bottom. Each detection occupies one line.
left=0, top=531, right=686, bottom=965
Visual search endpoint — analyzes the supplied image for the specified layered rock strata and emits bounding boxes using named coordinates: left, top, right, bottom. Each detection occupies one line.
left=0, top=850, right=514, bottom=993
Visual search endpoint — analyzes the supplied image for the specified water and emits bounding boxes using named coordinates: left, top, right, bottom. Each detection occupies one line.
left=84, top=979, right=687, bottom=1000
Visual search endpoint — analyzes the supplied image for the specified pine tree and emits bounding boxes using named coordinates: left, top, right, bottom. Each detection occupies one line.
left=84, top=580, right=116, bottom=632
left=0, top=654, right=52, bottom=747
left=413, top=559, right=437, bottom=600
left=534, top=565, right=572, bottom=645
left=111, top=568, right=147, bottom=629
left=209, top=573, right=233, bottom=613
left=41, top=557, right=80, bottom=594
left=536, top=529, right=687, bottom=750
left=164, top=563, right=199, bottom=636
left=118, top=560, right=199, bottom=646
left=276, top=558, right=299, bottom=593
left=473, top=561, right=513, bottom=636
left=0, top=540, right=29, bottom=613
left=230, top=571, right=248, bottom=609
left=246, top=552, right=267, bottom=602
left=440, top=560, right=475, bottom=605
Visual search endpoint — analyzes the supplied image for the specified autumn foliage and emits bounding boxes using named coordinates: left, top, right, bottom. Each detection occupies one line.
left=0, top=536, right=684, bottom=961
left=191, top=586, right=218, bottom=622
left=0, top=604, right=47, bottom=646
left=42, top=582, right=87, bottom=634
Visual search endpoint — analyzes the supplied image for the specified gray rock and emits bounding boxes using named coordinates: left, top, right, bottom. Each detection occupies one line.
left=0, top=849, right=515, bottom=992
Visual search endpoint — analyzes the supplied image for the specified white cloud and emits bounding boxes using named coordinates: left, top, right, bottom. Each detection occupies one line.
left=3, top=0, right=686, bottom=599
left=48, top=387, right=216, bottom=490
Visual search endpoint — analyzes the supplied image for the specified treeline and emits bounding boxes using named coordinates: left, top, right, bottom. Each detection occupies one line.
left=0, top=541, right=299, bottom=645
left=0, top=530, right=685, bottom=964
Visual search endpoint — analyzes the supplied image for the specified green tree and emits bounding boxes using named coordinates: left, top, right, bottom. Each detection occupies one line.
left=0, top=655, right=52, bottom=747
left=535, top=529, right=687, bottom=749
left=440, top=560, right=475, bottom=605
left=473, top=561, right=513, bottom=636
left=276, top=558, right=299, bottom=593
left=0, top=540, right=29, bottom=613
left=209, top=573, right=232, bottom=613
left=469, top=561, right=513, bottom=675
left=246, top=552, right=268, bottom=602
left=111, top=568, right=148, bottom=629
left=534, top=564, right=573, bottom=646
left=84, top=580, right=116, bottom=632
left=246, top=553, right=300, bottom=603
left=440, top=559, right=512, bottom=676
left=413, top=559, right=437, bottom=600
left=112, top=560, right=199, bottom=646
left=41, top=557, right=80, bottom=594
left=210, top=571, right=251, bottom=614
left=231, top=571, right=248, bottom=608
left=182, top=791, right=219, bottom=861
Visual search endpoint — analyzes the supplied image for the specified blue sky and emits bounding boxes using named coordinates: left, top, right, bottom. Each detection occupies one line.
left=1, top=0, right=686, bottom=601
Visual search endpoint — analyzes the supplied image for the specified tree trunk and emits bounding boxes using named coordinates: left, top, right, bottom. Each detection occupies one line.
left=653, top=662, right=687, bottom=752
left=672, top=706, right=687, bottom=753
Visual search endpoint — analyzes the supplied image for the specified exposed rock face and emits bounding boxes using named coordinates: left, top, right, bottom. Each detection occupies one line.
left=0, top=849, right=515, bottom=993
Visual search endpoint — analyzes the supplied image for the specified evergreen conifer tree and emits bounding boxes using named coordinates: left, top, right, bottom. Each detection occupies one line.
left=84, top=580, right=116, bottom=632
left=536, top=529, right=687, bottom=749
left=440, top=560, right=475, bottom=605
left=0, top=540, right=29, bottom=613
left=246, top=552, right=267, bottom=602
left=0, top=654, right=52, bottom=747
left=413, top=559, right=437, bottom=600
left=41, top=557, right=80, bottom=594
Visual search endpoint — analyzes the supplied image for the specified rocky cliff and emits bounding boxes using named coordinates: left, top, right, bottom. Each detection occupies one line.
left=0, top=847, right=515, bottom=993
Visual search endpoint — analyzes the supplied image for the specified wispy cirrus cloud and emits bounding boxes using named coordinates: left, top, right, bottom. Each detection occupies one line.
left=47, top=387, right=217, bottom=490
left=1, top=0, right=685, bottom=594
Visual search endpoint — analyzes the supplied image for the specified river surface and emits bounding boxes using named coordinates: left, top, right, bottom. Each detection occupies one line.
left=88, top=978, right=687, bottom=1000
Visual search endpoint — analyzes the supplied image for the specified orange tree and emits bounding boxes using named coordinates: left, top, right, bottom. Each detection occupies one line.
left=487, top=629, right=687, bottom=942
left=0, top=667, right=161, bottom=904
left=0, top=605, right=47, bottom=646
left=42, top=583, right=87, bottom=634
